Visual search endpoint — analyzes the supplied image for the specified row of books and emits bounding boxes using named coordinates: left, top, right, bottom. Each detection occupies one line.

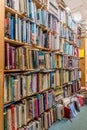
left=60, top=23, right=77, bottom=43
left=4, top=90, right=53, bottom=129
left=5, top=11, right=59, bottom=41
left=5, top=0, right=78, bottom=34
left=61, top=69, right=81, bottom=84
left=63, top=56, right=79, bottom=69
left=58, top=7, right=77, bottom=32
left=5, top=43, right=79, bottom=70
left=5, top=12, right=60, bottom=49
left=4, top=68, right=81, bottom=103
left=5, top=0, right=49, bottom=20
left=63, top=80, right=81, bottom=97
left=4, top=70, right=61, bottom=103
left=63, top=42, right=79, bottom=56
left=4, top=103, right=64, bottom=130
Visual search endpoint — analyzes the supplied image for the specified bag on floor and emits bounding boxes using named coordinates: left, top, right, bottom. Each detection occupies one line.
left=64, top=106, right=71, bottom=119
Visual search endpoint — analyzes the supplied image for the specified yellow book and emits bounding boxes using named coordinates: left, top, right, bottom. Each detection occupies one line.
left=26, top=75, right=31, bottom=96
left=39, top=73, right=43, bottom=92
left=8, top=76, right=11, bottom=101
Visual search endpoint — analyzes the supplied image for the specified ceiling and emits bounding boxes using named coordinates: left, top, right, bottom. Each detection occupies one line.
left=64, top=0, right=87, bottom=21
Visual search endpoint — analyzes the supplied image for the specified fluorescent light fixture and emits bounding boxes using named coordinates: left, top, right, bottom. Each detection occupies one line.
left=72, top=11, right=82, bottom=22
left=66, top=6, right=70, bottom=12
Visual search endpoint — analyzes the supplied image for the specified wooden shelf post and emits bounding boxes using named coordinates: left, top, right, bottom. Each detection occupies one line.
left=0, top=0, right=4, bottom=130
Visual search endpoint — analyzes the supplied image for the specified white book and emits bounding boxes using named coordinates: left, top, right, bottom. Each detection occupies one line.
left=26, top=22, right=30, bottom=43
left=17, top=104, right=22, bottom=127
left=4, top=0, right=7, bottom=5
left=14, top=79, right=18, bottom=101
left=32, top=74, right=36, bottom=93
left=24, top=0, right=27, bottom=14
left=15, top=14, right=18, bottom=41
left=4, top=76, right=7, bottom=102
left=22, top=76, right=26, bottom=97
left=23, top=20, right=27, bottom=42
left=14, top=107, right=17, bottom=130
left=36, top=121, right=40, bottom=130
left=17, top=76, right=21, bottom=100
left=32, top=121, right=36, bottom=130
left=27, top=0, right=29, bottom=17
left=19, top=0, right=24, bottom=13
left=18, top=18, right=22, bottom=42
left=7, top=109, right=12, bottom=130
left=22, top=103, right=27, bottom=125
left=13, top=0, right=19, bottom=12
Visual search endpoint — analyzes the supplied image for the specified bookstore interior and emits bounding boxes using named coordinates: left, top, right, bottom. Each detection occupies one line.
left=1, top=0, right=87, bottom=130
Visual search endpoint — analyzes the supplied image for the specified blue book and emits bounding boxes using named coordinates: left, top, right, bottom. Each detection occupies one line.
left=29, top=0, right=34, bottom=19
left=18, top=18, right=21, bottom=42
left=43, top=92, right=46, bottom=110
left=50, top=73, right=52, bottom=88
left=10, top=17, right=13, bottom=39
left=52, top=53, right=56, bottom=68
left=30, top=23, right=35, bottom=43
left=10, top=16, right=15, bottom=39
left=23, top=20, right=27, bottom=42
left=11, top=76, right=14, bottom=101
left=37, top=9, right=42, bottom=24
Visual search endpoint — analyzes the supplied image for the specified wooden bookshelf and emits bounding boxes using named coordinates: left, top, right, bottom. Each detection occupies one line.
left=2, top=0, right=81, bottom=130
left=80, top=38, right=87, bottom=87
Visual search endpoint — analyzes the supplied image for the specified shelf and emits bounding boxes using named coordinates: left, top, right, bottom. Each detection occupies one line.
left=4, top=67, right=79, bottom=73
left=55, top=91, right=63, bottom=96
left=65, top=39, right=73, bottom=45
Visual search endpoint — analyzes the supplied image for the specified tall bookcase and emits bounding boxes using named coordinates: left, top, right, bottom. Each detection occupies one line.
left=80, top=38, right=87, bottom=87
left=0, top=0, right=81, bottom=130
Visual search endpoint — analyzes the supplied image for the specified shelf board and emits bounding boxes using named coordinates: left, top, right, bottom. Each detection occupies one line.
left=4, top=100, right=12, bottom=105
left=5, top=6, right=23, bottom=18
left=32, top=0, right=45, bottom=8
left=58, top=3, right=66, bottom=10
left=4, top=69, right=35, bottom=73
left=5, top=37, right=25, bottom=46
left=65, top=39, right=73, bottom=45
left=4, top=37, right=51, bottom=51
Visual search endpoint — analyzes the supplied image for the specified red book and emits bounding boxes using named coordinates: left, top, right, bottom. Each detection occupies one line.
left=5, top=43, right=10, bottom=69
left=50, top=110, right=52, bottom=125
left=36, top=74, right=39, bottom=92
left=10, top=105, right=15, bottom=130
left=10, top=46, right=15, bottom=69
left=35, top=98, right=39, bottom=117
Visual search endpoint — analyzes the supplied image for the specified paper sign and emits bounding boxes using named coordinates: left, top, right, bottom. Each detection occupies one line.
left=79, top=49, right=84, bottom=58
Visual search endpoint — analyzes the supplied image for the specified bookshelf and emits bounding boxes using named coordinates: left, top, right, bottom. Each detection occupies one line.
left=80, top=38, right=87, bottom=87
left=0, top=0, right=81, bottom=130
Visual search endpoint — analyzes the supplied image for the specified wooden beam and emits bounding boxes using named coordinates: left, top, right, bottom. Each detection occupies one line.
left=0, top=0, right=4, bottom=130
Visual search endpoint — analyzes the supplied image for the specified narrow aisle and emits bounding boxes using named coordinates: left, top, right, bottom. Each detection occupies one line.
left=49, top=106, right=87, bottom=130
